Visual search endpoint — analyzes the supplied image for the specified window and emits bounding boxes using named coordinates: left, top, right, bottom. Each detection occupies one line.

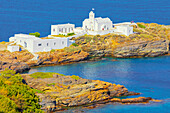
left=54, top=42, right=56, bottom=45
left=62, top=41, right=64, bottom=45
left=38, top=44, right=42, bottom=46
left=47, top=43, right=48, bottom=46
left=24, top=42, right=27, bottom=48
left=20, top=40, right=21, bottom=42
left=53, top=29, right=55, bottom=32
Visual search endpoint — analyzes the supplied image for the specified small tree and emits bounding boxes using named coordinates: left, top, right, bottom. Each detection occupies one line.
left=29, top=32, right=40, bottom=37
left=72, top=43, right=78, bottom=47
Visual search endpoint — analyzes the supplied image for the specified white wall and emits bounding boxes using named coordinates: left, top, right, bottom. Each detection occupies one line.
left=9, top=37, right=16, bottom=42
left=51, top=24, right=75, bottom=35
left=7, top=45, right=19, bottom=52
left=32, top=38, right=71, bottom=53
left=9, top=34, right=75, bottom=53
left=13, top=36, right=34, bottom=52
left=114, top=25, right=133, bottom=36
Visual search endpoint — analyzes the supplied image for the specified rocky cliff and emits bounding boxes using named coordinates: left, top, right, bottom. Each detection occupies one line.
left=113, top=39, right=169, bottom=58
left=0, top=50, right=89, bottom=73
left=0, top=51, right=33, bottom=73
left=22, top=72, right=160, bottom=112
left=74, top=23, right=170, bottom=58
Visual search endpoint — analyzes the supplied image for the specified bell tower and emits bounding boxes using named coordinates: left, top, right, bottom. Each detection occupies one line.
left=89, top=10, right=95, bottom=30
left=89, top=11, right=95, bottom=20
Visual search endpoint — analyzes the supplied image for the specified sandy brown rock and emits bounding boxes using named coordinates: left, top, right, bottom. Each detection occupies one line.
left=113, top=39, right=169, bottom=58
left=27, top=50, right=89, bottom=67
left=0, top=50, right=89, bottom=73
left=0, top=51, right=33, bottom=73
left=21, top=73, right=158, bottom=112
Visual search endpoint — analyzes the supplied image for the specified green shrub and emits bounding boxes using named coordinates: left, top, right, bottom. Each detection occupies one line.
left=51, top=49, right=55, bottom=52
left=56, top=73, right=65, bottom=76
left=85, top=36, right=92, bottom=43
left=30, top=72, right=55, bottom=79
left=71, top=75, right=80, bottom=80
left=96, top=34, right=100, bottom=37
left=32, top=88, right=44, bottom=93
left=64, top=46, right=82, bottom=52
left=0, top=95, right=18, bottom=113
left=0, top=69, right=43, bottom=113
left=29, top=32, right=40, bottom=37
left=67, top=32, right=75, bottom=36
left=72, top=43, right=78, bottom=47
left=137, top=24, right=146, bottom=28
left=47, top=83, right=55, bottom=86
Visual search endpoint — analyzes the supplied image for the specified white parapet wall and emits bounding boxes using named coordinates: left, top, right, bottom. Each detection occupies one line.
left=7, top=45, right=19, bottom=52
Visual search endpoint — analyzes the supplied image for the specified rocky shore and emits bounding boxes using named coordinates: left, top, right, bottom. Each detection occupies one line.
left=0, top=23, right=170, bottom=73
left=113, top=39, right=169, bottom=58
left=0, top=50, right=89, bottom=73
left=22, top=72, right=161, bottom=112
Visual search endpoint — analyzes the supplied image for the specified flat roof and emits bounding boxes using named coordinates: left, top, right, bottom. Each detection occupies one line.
left=51, top=23, right=75, bottom=27
left=113, top=22, right=137, bottom=26
left=14, top=34, right=40, bottom=40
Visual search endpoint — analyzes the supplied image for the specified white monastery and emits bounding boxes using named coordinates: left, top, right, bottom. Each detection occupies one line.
left=8, top=10, right=136, bottom=53
left=9, top=34, right=74, bottom=53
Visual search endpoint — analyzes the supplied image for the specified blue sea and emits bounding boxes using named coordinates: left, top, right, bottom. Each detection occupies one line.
left=1, top=0, right=170, bottom=112
left=0, top=0, right=170, bottom=42
left=27, top=57, right=170, bottom=113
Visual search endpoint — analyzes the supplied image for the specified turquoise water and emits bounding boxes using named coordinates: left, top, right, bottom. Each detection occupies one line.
left=0, top=0, right=170, bottom=41
left=27, top=56, right=170, bottom=113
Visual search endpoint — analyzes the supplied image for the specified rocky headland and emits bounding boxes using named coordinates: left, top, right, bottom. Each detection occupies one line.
left=21, top=72, right=161, bottom=112
left=0, top=23, right=170, bottom=73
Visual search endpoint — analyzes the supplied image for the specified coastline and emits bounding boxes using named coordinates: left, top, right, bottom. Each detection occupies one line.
left=21, top=72, right=161, bottom=112
left=0, top=22, right=169, bottom=112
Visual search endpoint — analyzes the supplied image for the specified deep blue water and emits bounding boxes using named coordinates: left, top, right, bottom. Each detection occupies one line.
left=0, top=0, right=170, bottom=42
left=27, top=56, right=170, bottom=113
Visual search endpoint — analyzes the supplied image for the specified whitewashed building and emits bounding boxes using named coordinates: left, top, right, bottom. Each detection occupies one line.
left=82, top=11, right=114, bottom=35
left=51, top=23, right=75, bottom=35
left=9, top=34, right=75, bottom=53
left=7, top=45, right=20, bottom=52
left=114, top=25, right=133, bottom=36
left=50, top=10, right=135, bottom=36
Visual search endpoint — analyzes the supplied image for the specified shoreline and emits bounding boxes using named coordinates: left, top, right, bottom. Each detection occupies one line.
left=21, top=72, right=161, bottom=112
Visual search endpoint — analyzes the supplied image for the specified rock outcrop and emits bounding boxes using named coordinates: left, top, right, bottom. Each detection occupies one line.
left=0, top=50, right=89, bottom=73
left=0, top=61, right=30, bottom=73
left=113, top=39, right=169, bottom=58
left=0, top=51, right=33, bottom=73
left=22, top=73, right=160, bottom=112
left=27, top=50, right=89, bottom=67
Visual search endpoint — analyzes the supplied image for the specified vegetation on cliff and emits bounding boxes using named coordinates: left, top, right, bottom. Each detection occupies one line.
left=72, top=23, right=170, bottom=58
left=21, top=72, right=160, bottom=112
left=29, top=32, right=40, bottom=37
left=0, top=69, right=43, bottom=113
